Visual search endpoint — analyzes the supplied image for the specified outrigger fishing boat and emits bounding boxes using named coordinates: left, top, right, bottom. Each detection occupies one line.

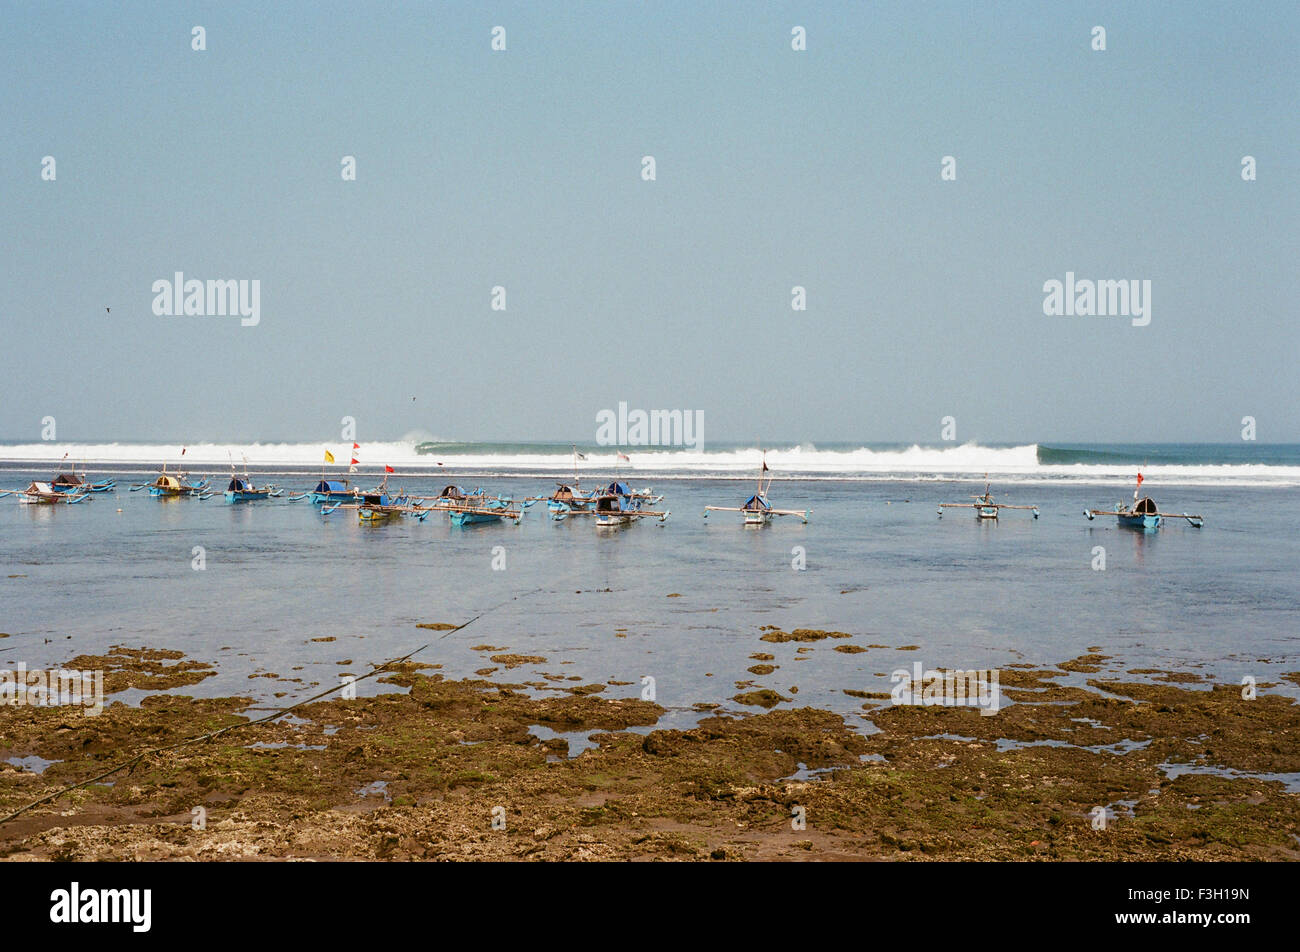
left=534, top=444, right=602, bottom=521
left=1, top=481, right=91, bottom=505
left=50, top=464, right=114, bottom=494
left=320, top=477, right=430, bottom=523
left=289, top=453, right=366, bottom=504
left=291, top=479, right=361, bottom=505
left=938, top=478, right=1038, bottom=520
left=1084, top=473, right=1203, bottom=530
left=704, top=457, right=808, bottom=526
left=223, top=455, right=283, bottom=502
left=131, top=465, right=212, bottom=499
left=543, top=482, right=599, bottom=520
left=418, top=485, right=532, bottom=526
left=594, top=481, right=670, bottom=528
left=224, top=476, right=283, bottom=503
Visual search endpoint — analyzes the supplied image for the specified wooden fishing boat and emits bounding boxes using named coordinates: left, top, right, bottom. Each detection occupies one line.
left=704, top=457, right=808, bottom=526
left=320, top=478, right=430, bottom=523
left=139, top=467, right=212, bottom=499
left=448, top=496, right=529, bottom=526
left=50, top=467, right=114, bottom=493
left=522, top=446, right=602, bottom=521
left=357, top=488, right=429, bottom=523
left=593, top=481, right=670, bottom=527
left=1084, top=473, right=1202, bottom=530
left=294, top=479, right=360, bottom=504
left=220, top=455, right=283, bottom=502
left=417, top=485, right=532, bottom=526
left=938, top=479, right=1038, bottom=520
left=223, top=476, right=283, bottom=503
left=543, top=483, right=600, bottom=521
left=1, top=481, right=91, bottom=505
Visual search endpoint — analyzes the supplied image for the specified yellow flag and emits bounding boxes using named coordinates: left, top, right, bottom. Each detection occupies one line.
left=324, top=450, right=335, bottom=463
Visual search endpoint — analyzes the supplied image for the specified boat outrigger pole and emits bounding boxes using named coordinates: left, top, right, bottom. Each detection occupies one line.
left=1084, top=507, right=1204, bottom=528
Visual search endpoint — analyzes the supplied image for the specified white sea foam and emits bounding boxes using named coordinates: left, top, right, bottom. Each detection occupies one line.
left=3, top=441, right=1299, bottom=487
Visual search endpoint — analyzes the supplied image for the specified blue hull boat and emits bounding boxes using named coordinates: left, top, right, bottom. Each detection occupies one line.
left=1085, top=476, right=1203, bottom=530
left=938, top=481, right=1038, bottom=521
left=595, top=481, right=669, bottom=527
left=51, top=473, right=115, bottom=493
left=303, top=479, right=359, bottom=505
left=223, top=476, right=282, bottom=503
left=147, top=473, right=211, bottom=498
left=418, top=485, right=531, bottom=526
left=1117, top=511, right=1161, bottom=530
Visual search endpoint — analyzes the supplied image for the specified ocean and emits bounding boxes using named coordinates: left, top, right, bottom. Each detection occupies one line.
left=2, top=441, right=1298, bottom=729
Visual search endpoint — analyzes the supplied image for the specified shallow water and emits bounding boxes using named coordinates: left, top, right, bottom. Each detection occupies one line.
left=2, top=470, right=1298, bottom=722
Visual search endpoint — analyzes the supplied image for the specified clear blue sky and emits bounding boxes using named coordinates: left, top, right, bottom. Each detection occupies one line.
left=2, top=1, right=1296, bottom=444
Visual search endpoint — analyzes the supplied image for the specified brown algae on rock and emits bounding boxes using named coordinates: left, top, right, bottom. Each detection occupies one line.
left=0, top=649, right=1296, bottom=862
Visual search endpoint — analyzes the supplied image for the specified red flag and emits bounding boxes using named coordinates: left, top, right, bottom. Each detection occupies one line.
left=350, top=457, right=359, bottom=466
left=617, top=452, right=630, bottom=462
left=353, top=443, right=360, bottom=450
left=385, top=465, right=394, bottom=473
left=762, top=461, right=769, bottom=472
left=1136, top=472, right=1144, bottom=486
left=181, top=447, right=186, bottom=455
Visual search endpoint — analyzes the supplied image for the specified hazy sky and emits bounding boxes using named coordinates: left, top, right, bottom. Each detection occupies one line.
left=2, top=1, right=1296, bottom=445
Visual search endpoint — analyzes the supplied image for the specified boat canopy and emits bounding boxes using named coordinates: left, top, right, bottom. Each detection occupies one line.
left=154, top=475, right=181, bottom=489
left=605, top=481, right=632, bottom=496
left=228, top=477, right=252, bottom=492
left=315, top=480, right=348, bottom=493
left=28, top=481, right=52, bottom=494
left=439, top=485, right=469, bottom=499
left=742, top=494, right=770, bottom=511
left=1135, top=497, right=1157, bottom=514
left=52, top=473, right=82, bottom=486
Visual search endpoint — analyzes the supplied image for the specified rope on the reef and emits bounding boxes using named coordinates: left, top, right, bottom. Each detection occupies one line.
left=0, top=592, right=534, bottom=826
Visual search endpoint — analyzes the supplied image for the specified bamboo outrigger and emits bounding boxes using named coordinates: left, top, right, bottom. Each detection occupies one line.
left=704, top=456, right=808, bottom=525
left=1084, top=473, right=1203, bottom=529
left=938, top=478, right=1038, bottom=520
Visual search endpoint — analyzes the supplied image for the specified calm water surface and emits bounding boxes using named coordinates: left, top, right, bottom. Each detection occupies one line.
left=2, top=471, right=1297, bottom=728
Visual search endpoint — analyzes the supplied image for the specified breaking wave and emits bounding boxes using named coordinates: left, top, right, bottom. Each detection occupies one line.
left=2, top=440, right=1298, bottom=487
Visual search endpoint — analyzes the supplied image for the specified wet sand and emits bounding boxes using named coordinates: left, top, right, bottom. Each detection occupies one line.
left=1, top=643, right=1297, bottom=861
